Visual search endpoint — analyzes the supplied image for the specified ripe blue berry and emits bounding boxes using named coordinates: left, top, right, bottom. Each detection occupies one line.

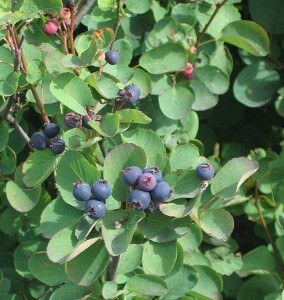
left=128, top=189, right=151, bottom=210
left=29, top=131, right=49, bottom=150
left=122, top=84, right=141, bottom=103
left=73, top=181, right=91, bottom=201
left=50, top=138, right=65, bottom=155
left=43, top=122, right=60, bottom=139
left=196, top=163, right=215, bottom=181
left=138, top=173, right=157, bottom=191
left=64, top=112, right=81, bottom=129
left=91, top=179, right=111, bottom=202
left=82, top=113, right=96, bottom=129
left=150, top=181, right=172, bottom=202
left=123, top=166, right=143, bottom=186
left=143, top=166, right=162, bottom=182
left=105, top=50, right=119, bottom=65
left=85, top=199, right=106, bottom=219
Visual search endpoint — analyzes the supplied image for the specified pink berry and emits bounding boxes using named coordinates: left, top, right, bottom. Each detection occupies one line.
left=183, top=62, right=194, bottom=80
left=43, top=21, right=58, bottom=35
left=60, top=7, right=71, bottom=20
left=64, top=18, right=71, bottom=26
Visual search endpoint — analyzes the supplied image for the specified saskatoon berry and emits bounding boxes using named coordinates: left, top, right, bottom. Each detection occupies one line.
left=50, top=138, right=65, bottom=155
left=128, top=189, right=151, bottom=210
left=29, top=131, right=49, bottom=150
left=73, top=181, right=91, bottom=201
left=82, top=113, right=96, bottom=129
left=122, top=84, right=141, bottom=103
left=105, top=50, right=119, bottom=65
left=143, top=166, right=162, bottom=182
left=196, top=163, right=215, bottom=181
left=123, top=166, right=143, bottom=186
left=85, top=199, right=106, bottom=219
left=150, top=181, right=172, bottom=202
left=183, top=62, right=194, bottom=80
left=43, top=21, right=58, bottom=35
left=64, top=112, right=81, bottom=129
left=91, top=180, right=111, bottom=202
left=60, top=7, right=71, bottom=20
left=118, top=89, right=126, bottom=96
left=44, top=122, right=60, bottom=139
left=138, top=173, right=157, bottom=191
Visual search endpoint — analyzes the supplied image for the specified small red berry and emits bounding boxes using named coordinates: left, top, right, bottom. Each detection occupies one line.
left=183, top=62, right=194, bottom=80
left=43, top=21, right=58, bottom=35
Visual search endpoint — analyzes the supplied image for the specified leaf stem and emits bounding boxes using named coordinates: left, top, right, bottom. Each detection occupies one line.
left=195, top=0, right=228, bottom=47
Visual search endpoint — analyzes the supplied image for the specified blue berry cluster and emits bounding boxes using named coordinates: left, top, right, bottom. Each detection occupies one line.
left=123, top=166, right=172, bottom=211
left=64, top=111, right=99, bottom=130
left=29, top=123, right=65, bottom=155
left=196, top=162, right=215, bottom=181
left=73, top=180, right=111, bottom=219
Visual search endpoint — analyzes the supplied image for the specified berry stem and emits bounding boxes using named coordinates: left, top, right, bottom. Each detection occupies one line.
left=195, top=0, right=228, bottom=47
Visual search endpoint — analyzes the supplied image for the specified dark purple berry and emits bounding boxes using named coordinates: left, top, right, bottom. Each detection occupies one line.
left=138, top=173, right=157, bottom=191
left=105, top=50, right=119, bottom=65
left=50, top=138, right=65, bottom=155
left=128, top=189, right=151, bottom=210
left=122, top=84, right=141, bottom=103
left=123, top=166, right=143, bottom=186
left=196, top=163, right=215, bottom=181
left=64, top=112, right=81, bottom=129
left=73, top=181, right=91, bottom=201
left=91, top=179, right=111, bottom=202
left=143, top=166, right=162, bottom=182
left=85, top=199, right=106, bottom=219
left=29, top=131, right=49, bottom=150
left=150, top=181, right=172, bottom=202
left=82, top=113, right=96, bottom=129
left=44, top=122, right=60, bottom=139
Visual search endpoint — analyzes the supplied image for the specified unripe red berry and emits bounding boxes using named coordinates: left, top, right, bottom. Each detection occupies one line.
left=183, top=62, right=194, bottom=80
left=43, top=21, right=58, bottom=35
left=60, top=7, right=71, bottom=20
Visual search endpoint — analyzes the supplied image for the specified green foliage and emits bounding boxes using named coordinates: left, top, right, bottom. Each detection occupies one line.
left=0, top=0, right=283, bottom=299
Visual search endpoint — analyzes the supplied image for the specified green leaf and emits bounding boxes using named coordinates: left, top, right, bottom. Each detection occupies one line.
left=125, top=274, right=168, bottom=296
left=117, top=244, right=143, bottom=274
left=138, top=210, right=190, bottom=243
left=40, top=197, right=83, bottom=238
left=50, top=73, right=93, bottom=115
left=171, top=3, right=196, bottom=24
left=21, top=0, right=62, bottom=18
left=233, top=61, right=280, bottom=108
left=6, top=180, right=41, bottom=213
left=113, top=39, right=133, bottom=66
left=102, top=210, right=145, bottom=256
left=159, top=83, right=194, bottom=120
left=89, top=112, right=119, bottom=137
left=65, top=239, right=110, bottom=286
left=0, top=121, right=9, bottom=152
left=26, top=59, right=45, bottom=84
left=50, top=284, right=90, bottom=300
left=61, top=55, right=86, bottom=69
left=249, top=0, right=284, bottom=34
left=170, top=144, right=200, bottom=171
left=14, top=240, right=46, bottom=279
left=0, top=146, right=16, bottom=175
left=28, top=252, right=70, bottom=286
left=221, top=20, right=269, bottom=57
left=104, top=144, right=147, bottom=201
left=3, top=72, right=19, bottom=96
left=131, top=68, right=151, bottom=98
left=86, top=72, right=119, bottom=99
left=125, top=0, right=151, bottom=14
left=189, top=265, right=223, bottom=300
left=23, top=149, right=57, bottom=188
left=47, top=226, right=80, bottom=264
left=211, top=157, right=258, bottom=198
left=0, top=207, right=21, bottom=235
left=140, top=43, right=187, bottom=74
left=159, top=198, right=197, bottom=218
left=199, top=209, right=234, bottom=241
left=102, top=281, right=117, bottom=300
left=240, top=246, right=275, bottom=274
left=55, top=151, right=100, bottom=208
left=118, top=109, right=152, bottom=124
left=121, top=129, right=165, bottom=154
left=178, top=223, right=202, bottom=252
left=142, top=241, right=177, bottom=276
left=195, top=66, right=229, bottom=95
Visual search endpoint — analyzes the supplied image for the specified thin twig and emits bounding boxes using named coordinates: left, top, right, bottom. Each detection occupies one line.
left=110, top=0, right=122, bottom=49
left=98, top=140, right=107, bottom=158
left=107, top=255, right=120, bottom=281
left=195, top=0, right=228, bottom=47
left=69, top=0, right=76, bottom=55
left=75, top=0, right=96, bottom=28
